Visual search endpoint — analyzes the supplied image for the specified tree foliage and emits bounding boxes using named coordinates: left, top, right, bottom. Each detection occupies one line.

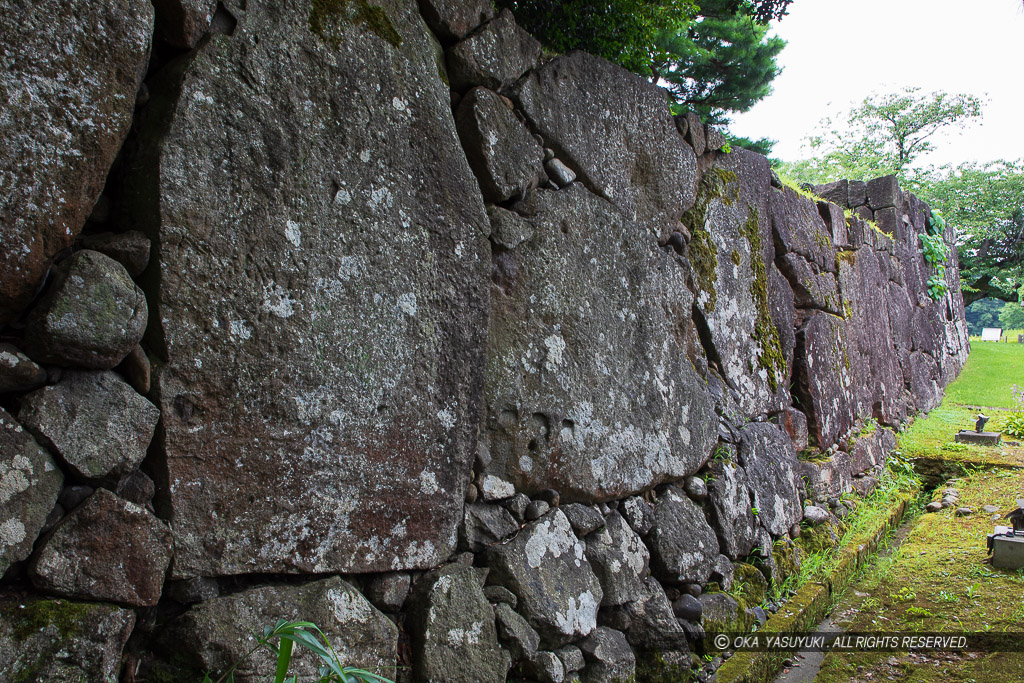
left=777, top=88, right=984, bottom=185
left=495, top=0, right=698, bottom=76
left=653, top=0, right=786, bottom=127
left=497, top=0, right=789, bottom=137
left=915, top=161, right=1024, bottom=305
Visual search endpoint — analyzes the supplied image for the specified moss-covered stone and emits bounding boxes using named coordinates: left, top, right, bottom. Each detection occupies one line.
left=309, top=0, right=402, bottom=48
left=684, top=168, right=738, bottom=313
left=731, top=562, right=768, bottom=606
left=739, top=206, right=786, bottom=392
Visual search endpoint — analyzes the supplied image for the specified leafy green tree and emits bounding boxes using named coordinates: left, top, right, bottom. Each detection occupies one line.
left=497, top=1, right=791, bottom=126
left=965, top=297, right=1004, bottom=336
left=777, top=88, right=984, bottom=185
left=999, top=300, right=1024, bottom=331
left=653, top=0, right=786, bottom=128
left=495, top=0, right=698, bottom=76
left=915, top=161, right=1024, bottom=305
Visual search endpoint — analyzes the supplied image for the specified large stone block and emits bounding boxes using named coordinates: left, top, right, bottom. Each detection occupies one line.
left=484, top=186, right=716, bottom=501
left=648, top=486, right=719, bottom=585
left=0, top=0, right=152, bottom=324
left=737, top=423, right=803, bottom=538
left=688, top=151, right=791, bottom=416
left=0, top=408, right=63, bottom=576
left=121, top=0, right=491, bottom=577
left=447, top=9, right=540, bottom=91
left=770, top=185, right=837, bottom=274
left=705, top=457, right=758, bottom=561
left=794, top=311, right=856, bottom=450
left=584, top=511, right=650, bottom=607
left=512, top=51, right=697, bottom=234
left=172, top=577, right=397, bottom=682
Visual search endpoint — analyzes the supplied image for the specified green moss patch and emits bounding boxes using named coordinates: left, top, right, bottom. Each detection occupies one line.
left=309, top=0, right=402, bottom=48
left=684, top=168, right=738, bottom=313
left=739, top=206, right=786, bottom=392
left=1, top=599, right=93, bottom=642
left=816, top=467, right=1024, bottom=682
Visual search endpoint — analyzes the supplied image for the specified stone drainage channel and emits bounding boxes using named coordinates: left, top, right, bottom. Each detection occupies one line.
left=715, top=460, right=1024, bottom=683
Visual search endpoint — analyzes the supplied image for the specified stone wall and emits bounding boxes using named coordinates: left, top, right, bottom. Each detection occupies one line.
left=0, top=0, right=968, bottom=681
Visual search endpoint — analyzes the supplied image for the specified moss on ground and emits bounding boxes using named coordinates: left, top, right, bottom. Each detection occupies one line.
left=816, top=467, right=1024, bottom=683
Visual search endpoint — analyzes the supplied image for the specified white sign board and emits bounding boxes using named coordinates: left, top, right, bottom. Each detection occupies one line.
left=981, top=327, right=1003, bottom=342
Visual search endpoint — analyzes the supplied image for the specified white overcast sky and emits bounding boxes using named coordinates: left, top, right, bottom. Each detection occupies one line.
left=729, top=0, right=1024, bottom=167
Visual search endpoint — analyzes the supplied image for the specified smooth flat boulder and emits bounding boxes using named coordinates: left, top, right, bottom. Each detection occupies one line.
left=0, top=408, right=63, bottom=575
left=121, top=0, right=491, bottom=577
left=484, top=185, right=716, bottom=501
left=0, top=0, right=152, bottom=324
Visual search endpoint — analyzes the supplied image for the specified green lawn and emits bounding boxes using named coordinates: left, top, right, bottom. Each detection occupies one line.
left=945, top=342, right=1024, bottom=409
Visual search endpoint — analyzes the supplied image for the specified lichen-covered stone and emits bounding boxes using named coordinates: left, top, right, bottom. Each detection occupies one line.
left=737, top=423, right=803, bottom=538
left=705, top=457, right=758, bottom=560
left=0, top=0, right=152, bottom=324
left=120, top=0, right=490, bottom=577
left=173, top=576, right=397, bottom=682
left=584, top=511, right=649, bottom=606
left=649, top=486, right=720, bottom=585
left=419, top=0, right=494, bottom=41
left=0, top=598, right=135, bottom=682
left=562, top=503, right=605, bottom=536
left=794, top=311, right=856, bottom=450
left=0, top=408, right=63, bottom=575
left=408, top=564, right=507, bottom=682
left=688, top=151, right=791, bottom=416
left=19, top=371, right=159, bottom=484
left=456, top=87, right=544, bottom=202
left=798, top=451, right=852, bottom=499
left=867, top=175, right=900, bottom=210
left=512, top=51, right=697, bottom=234
left=30, top=488, right=172, bottom=607
left=486, top=509, right=602, bottom=645
left=23, top=250, right=148, bottom=369
left=447, top=9, right=540, bottom=91
left=0, top=344, right=47, bottom=394
left=484, top=185, right=716, bottom=501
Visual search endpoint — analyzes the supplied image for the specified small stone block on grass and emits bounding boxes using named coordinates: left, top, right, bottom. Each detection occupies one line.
left=954, top=430, right=1001, bottom=446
